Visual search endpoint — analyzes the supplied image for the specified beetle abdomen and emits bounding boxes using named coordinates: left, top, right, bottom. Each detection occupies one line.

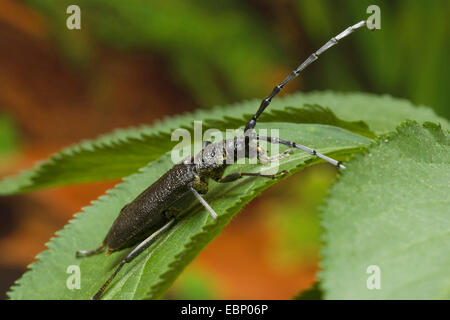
left=103, top=163, right=197, bottom=253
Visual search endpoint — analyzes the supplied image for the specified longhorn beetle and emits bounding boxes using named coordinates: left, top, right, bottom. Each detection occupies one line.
left=77, top=20, right=371, bottom=299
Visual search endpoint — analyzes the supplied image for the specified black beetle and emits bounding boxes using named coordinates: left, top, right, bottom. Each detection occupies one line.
left=77, top=20, right=369, bottom=299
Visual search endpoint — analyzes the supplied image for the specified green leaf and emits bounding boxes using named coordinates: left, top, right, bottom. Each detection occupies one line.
left=8, top=122, right=370, bottom=299
left=319, top=121, right=450, bottom=299
left=1, top=92, right=447, bottom=195
left=293, top=282, right=323, bottom=300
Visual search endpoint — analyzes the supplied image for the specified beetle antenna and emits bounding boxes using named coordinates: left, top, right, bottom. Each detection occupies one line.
left=244, top=20, right=369, bottom=132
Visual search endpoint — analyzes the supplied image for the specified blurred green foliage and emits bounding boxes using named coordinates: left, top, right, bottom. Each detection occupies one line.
left=25, top=0, right=449, bottom=117
left=25, top=0, right=283, bottom=107
left=0, top=114, right=18, bottom=165
left=167, top=267, right=217, bottom=299
left=295, top=0, right=450, bottom=119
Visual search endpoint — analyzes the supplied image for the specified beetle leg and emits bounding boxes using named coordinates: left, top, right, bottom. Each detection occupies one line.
left=91, top=218, right=176, bottom=300
left=256, top=146, right=292, bottom=164
left=191, top=170, right=287, bottom=221
left=76, top=245, right=105, bottom=258
left=190, top=186, right=218, bottom=219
